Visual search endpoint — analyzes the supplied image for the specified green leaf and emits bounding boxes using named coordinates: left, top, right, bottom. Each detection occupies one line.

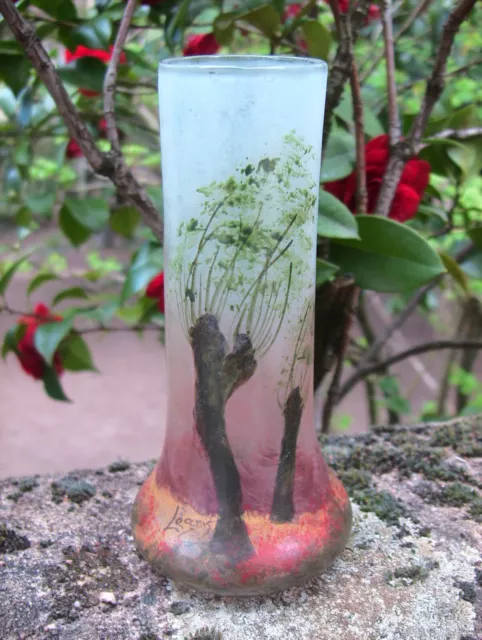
left=448, top=104, right=478, bottom=130
left=316, top=258, right=339, bottom=285
left=25, top=191, right=57, bottom=216
left=301, top=20, right=332, bottom=60
left=318, top=190, right=359, bottom=239
left=52, top=287, right=89, bottom=306
left=60, top=17, right=112, bottom=50
left=166, top=0, right=192, bottom=50
left=15, top=206, right=33, bottom=228
left=59, top=333, right=97, bottom=372
left=145, top=186, right=163, bottom=216
left=213, top=13, right=236, bottom=46
left=334, top=89, right=384, bottom=138
left=42, top=366, right=71, bottom=403
left=379, top=376, right=411, bottom=415
left=330, top=215, right=446, bottom=292
left=469, top=227, right=482, bottom=251
left=1, top=323, right=27, bottom=360
left=59, top=198, right=109, bottom=247
left=439, top=251, right=469, bottom=294
left=0, top=254, right=31, bottom=296
left=59, top=57, right=107, bottom=94
left=34, top=319, right=73, bottom=366
left=447, top=141, right=482, bottom=181
left=321, top=129, right=355, bottom=182
left=66, top=197, right=110, bottom=231
left=109, top=206, right=140, bottom=238
left=239, top=4, right=281, bottom=37
left=59, top=202, right=92, bottom=247
left=272, top=0, right=286, bottom=14
left=27, top=272, right=59, bottom=296
left=121, top=242, right=163, bottom=302
left=0, top=55, right=30, bottom=96
left=31, top=0, right=77, bottom=21
left=417, top=203, right=448, bottom=223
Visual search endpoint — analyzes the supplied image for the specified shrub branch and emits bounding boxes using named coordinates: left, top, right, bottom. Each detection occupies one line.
left=0, top=0, right=163, bottom=243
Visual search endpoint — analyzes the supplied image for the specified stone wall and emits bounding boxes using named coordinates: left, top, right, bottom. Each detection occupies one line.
left=0, top=417, right=481, bottom=640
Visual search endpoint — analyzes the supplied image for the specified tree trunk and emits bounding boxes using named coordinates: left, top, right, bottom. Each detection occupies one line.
left=271, top=386, right=303, bottom=523
left=190, top=314, right=256, bottom=560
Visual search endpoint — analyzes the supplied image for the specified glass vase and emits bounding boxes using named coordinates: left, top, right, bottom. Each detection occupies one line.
left=132, top=55, right=352, bottom=596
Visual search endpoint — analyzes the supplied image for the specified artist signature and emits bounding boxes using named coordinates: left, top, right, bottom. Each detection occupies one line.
left=163, top=506, right=213, bottom=540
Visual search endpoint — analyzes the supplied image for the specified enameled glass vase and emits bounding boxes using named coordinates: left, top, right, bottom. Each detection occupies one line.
left=132, top=55, right=352, bottom=596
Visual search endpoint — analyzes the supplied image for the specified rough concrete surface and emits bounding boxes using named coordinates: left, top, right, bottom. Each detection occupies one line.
left=0, top=417, right=481, bottom=640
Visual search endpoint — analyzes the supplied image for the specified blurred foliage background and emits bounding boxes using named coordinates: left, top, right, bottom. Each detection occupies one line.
left=0, top=0, right=481, bottom=432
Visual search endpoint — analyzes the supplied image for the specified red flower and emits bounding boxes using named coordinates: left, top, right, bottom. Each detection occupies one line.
left=324, top=135, right=431, bottom=223
left=183, top=33, right=220, bottom=57
left=66, top=139, right=83, bottom=159
left=146, top=272, right=165, bottom=314
left=283, top=4, right=303, bottom=20
left=16, top=303, right=64, bottom=380
left=64, top=46, right=127, bottom=97
left=367, top=4, right=381, bottom=21
left=325, top=0, right=379, bottom=21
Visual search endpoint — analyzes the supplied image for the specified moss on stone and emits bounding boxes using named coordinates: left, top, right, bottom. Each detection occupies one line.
left=185, top=628, right=223, bottom=640
left=51, top=477, right=96, bottom=505
left=0, top=524, right=31, bottom=554
left=429, top=420, right=482, bottom=457
left=353, top=489, right=411, bottom=527
left=386, top=561, right=438, bottom=584
left=468, top=497, right=482, bottom=521
left=438, top=482, right=477, bottom=507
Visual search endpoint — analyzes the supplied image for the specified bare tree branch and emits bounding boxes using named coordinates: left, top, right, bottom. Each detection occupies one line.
left=339, top=241, right=475, bottom=401
left=430, top=127, right=482, bottom=141
left=350, top=60, right=367, bottom=213
left=323, top=0, right=372, bottom=147
left=360, top=0, right=433, bottom=82
left=104, top=0, right=138, bottom=155
left=0, top=0, right=164, bottom=244
left=381, top=0, right=401, bottom=147
left=352, top=339, right=482, bottom=379
left=375, top=0, right=477, bottom=218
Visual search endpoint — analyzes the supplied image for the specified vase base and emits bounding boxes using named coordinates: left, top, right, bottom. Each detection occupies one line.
left=132, top=467, right=352, bottom=596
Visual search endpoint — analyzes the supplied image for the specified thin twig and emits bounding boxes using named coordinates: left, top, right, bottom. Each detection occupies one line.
left=323, top=0, right=373, bottom=148
left=320, top=284, right=359, bottom=434
left=354, top=339, right=482, bottom=378
left=339, top=241, right=476, bottom=401
left=381, top=0, right=401, bottom=146
left=431, top=127, right=482, bottom=141
left=378, top=55, right=482, bottom=106
left=356, top=292, right=399, bottom=424
left=104, top=0, right=136, bottom=154
left=375, top=0, right=477, bottom=217
left=0, top=303, right=161, bottom=333
left=79, top=325, right=161, bottom=334
left=350, top=60, right=367, bottom=213
left=0, top=0, right=163, bottom=244
left=360, top=0, right=433, bottom=82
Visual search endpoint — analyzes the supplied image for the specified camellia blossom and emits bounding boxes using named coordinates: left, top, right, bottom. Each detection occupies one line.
left=65, top=139, right=83, bottom=159
left=16, top=303, right=64, bottom=380
left=325, top=0, right=380, bottom=21
left=146, top=272, right=165, bottom=314
left=283, top=4, right=303, bottom=20
left=183, top=33, right=220, bottom=57
left=64, top=46, right=127, bottom=97
left=324, top=135, right=431, bottom=223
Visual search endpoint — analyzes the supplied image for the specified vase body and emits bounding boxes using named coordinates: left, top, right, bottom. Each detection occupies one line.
left=132, top=55, right=351, bottom=595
